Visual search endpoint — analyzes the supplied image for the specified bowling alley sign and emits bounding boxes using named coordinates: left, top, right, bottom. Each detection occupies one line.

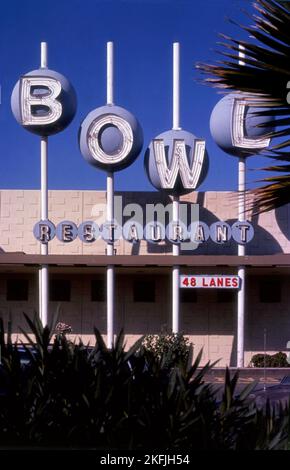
left=9, top=46, right=275, bottom=248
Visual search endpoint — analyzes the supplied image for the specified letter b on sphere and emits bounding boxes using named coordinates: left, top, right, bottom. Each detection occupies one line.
left=11, top=68, right=77, bottom=136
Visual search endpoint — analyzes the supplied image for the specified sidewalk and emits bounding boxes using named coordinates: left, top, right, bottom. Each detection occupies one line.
left=203, top=367, right=290, bottom=384
left=202, top=368, right=290, bottom=405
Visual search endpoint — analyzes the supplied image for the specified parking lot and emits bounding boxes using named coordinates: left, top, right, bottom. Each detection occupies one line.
left=204, top=368, right=290, bottom=408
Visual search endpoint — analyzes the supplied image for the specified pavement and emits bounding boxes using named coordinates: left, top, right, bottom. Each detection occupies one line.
left=204, top=370, right=290, bottom=408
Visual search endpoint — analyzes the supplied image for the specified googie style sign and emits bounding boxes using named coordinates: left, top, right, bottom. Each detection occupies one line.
left=10, top=44, right=272, bottom=250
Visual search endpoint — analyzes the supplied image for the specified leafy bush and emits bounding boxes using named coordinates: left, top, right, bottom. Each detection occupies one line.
left=0, top=313, right=288, bottom=450
left=141, top=332, right=191, bottom=369
left=251, top=352, right=289, bottom=368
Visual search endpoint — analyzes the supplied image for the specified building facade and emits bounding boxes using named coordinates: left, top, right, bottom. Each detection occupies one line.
left=0, top=188, right=289, bottom=367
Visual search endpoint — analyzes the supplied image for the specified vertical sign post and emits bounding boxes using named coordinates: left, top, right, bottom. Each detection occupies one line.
left=106, top=41, right=115, bottom=349
left=79, top=42, right=143, bottom=349
left=210, top=46, right=273, bottom=368
left=172, top=42, right=180, bottom=334
left=11, top=42, right=77, bottom=327
left=145, top=42, right=208, bottom=335
left=40, top=42, right=49, bottom=326
left=237, top=44, right=246, bottom=368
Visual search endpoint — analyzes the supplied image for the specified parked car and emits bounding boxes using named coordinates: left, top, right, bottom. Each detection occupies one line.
left=0, top=345, right=38, bottom=397
left=248, top=375, right=290, bottom=409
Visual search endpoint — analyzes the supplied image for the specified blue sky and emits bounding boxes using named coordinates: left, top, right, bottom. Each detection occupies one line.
left=0, top=0, right=267, bottom=192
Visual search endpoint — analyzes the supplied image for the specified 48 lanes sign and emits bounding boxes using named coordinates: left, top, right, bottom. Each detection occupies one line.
left=180, top=275, right=240, bottom=289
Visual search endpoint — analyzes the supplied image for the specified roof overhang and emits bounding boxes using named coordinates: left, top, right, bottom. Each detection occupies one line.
left=1, top=253, right=290, bottom=268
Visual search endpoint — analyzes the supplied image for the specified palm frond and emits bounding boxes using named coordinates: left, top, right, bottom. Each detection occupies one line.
left=197, top=0, right=290, bottom=212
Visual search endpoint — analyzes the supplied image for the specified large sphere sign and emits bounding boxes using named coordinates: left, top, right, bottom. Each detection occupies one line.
left=79, top=105, right=143, bottom=172
left=144, top=129, right=209, bottom=196
left=210, top=93, right=274, bottom=157
left=11, top=68, right=77, bottom=136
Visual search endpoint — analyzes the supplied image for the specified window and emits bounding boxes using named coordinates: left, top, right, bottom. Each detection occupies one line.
left=50, top=279, right=71, bottom=302
left=217, top=290, right=236, bottom=303
left=6, top=279, right=29, bottom=301
left=180, top=289, right=197, bottom=303
left=133, top=280, right=155, bottom=302
left=91, top=280, right=105, bottom=302
left=259, top=279, right=281, bottom=303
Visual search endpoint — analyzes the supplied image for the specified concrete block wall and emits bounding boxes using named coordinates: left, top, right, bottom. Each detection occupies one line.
left=0, top=271, right=289, bottom=366
left=0, top=190, right=290, bottom=366
left=0, top=190, right=290, bottom=255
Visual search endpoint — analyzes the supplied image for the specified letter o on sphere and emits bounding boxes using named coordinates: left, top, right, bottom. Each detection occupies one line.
left=79, top=105, right=143, bottom=171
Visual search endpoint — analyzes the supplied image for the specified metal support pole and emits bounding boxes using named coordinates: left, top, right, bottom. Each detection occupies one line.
left=172, top=42, right=180, bottom=334
left=173, top=42, right=180, bottom=131
left=106, top=41, right=115, bottom=349
left=107, top=41, right=114, bottom=106
left=263, top=328, right=267, bottom=391
left=39, top=42, right=49, bottom=327
left=172, top=197, right=180, bottom=333
left=237, top=156, right=246, bottom=368
left=237, top=44, right=247, bottom=367
left=41, top=42, right=48, bottom=69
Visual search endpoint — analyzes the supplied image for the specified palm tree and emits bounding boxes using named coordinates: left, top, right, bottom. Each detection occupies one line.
left=198, top=0, right=290, bottom=213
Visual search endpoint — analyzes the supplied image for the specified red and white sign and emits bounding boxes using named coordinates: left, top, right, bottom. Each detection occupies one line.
left=180, top=275, right=240, bottom=289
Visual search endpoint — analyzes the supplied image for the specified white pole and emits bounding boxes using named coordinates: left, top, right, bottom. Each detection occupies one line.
left=106, top=41, right=114, bottom=349
left=172, top=42, right=180, bottom=334
left=41, top=42, right=48, bottom=69
left=237, top=158, right=246, bottom=368
left=107, top=41, right=114, bottom=106
left=40, top=42, right=49, bottom=326
left=173, top=42, right=180, bottom=131
left=263, top=328, right=267, bottom=391
left=172, top=197, right=180, bottom=333
left=237, top=43, right=246, bottom=368
left=238, top=43, right=245, bottom=66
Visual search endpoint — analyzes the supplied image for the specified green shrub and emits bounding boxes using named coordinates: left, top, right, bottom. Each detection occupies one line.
left=0, top=313, right=288, bottom=450
left=251, top=352, right=289, bottom=367
left=141, top=332, right=191, bottom=369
